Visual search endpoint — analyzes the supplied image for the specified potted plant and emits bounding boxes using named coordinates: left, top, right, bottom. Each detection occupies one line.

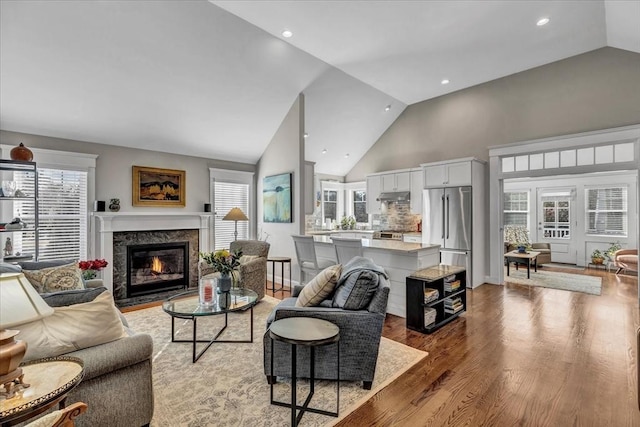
left=591, top=249, right=605, bottom=265
left=605, top=241, right=622, bottom=261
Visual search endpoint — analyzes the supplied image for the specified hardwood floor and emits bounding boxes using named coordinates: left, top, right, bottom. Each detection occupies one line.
left=269, top=268, right=639, bottom=426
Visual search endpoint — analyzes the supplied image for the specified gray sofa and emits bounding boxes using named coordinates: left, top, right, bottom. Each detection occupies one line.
left=12, top=260, right=154, bottom=427
left=263, top=269, right=390, bottom=390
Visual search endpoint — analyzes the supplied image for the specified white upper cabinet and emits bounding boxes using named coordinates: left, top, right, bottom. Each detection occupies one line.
left=366, top=175, right=381, bottom=214
left=381, top=171, right=411, bottom=192
left=423, top=161, right=472, bottom=187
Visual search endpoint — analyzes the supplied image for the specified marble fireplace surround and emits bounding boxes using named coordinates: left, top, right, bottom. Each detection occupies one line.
left=92, top=212, right=211, bottom=295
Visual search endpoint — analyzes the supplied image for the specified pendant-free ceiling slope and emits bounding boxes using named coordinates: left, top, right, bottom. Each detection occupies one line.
left=0, top=0, right=328, bottom=163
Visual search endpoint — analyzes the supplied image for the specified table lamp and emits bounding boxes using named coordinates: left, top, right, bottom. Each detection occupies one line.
left=222, top=207, right=248, bottom=241
left=0, top=272, right=54, bottom=397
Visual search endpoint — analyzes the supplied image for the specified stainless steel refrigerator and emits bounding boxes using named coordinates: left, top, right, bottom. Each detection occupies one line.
left=422, top=187, right=472, bottom=286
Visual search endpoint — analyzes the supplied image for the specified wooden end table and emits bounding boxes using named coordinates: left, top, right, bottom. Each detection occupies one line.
left=0, top=356, right=84, bottom=427
left=504, top=250, right=541, bottom=279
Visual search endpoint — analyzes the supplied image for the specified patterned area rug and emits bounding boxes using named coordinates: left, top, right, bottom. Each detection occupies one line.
left=124, top=296, right=427, bottom=426
left=504, top=267, right=602, bottom=295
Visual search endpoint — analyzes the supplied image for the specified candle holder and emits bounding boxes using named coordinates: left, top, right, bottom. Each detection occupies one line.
left=199, top=277, right=216, bottom=307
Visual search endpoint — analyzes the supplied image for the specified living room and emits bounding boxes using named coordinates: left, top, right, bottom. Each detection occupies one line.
left=1, top=1, right=640, bottom=426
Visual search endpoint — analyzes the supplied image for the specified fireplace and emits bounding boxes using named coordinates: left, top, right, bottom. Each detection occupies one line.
left=126, top=242, right=189, bottom=298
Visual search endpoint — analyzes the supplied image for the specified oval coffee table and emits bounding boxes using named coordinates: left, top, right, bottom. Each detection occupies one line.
left=163, top=288, right=258, bottom=363
left=269, top=317, right=340, bottom=426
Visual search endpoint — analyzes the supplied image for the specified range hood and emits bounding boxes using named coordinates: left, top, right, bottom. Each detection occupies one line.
left=377, top=191, right=411, bottom=203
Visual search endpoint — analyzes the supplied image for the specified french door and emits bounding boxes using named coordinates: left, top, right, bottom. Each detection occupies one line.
left=536, top=188, right=576, bottom=264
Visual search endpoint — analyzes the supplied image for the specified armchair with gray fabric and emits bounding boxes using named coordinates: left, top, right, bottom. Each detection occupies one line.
left=200, top=240, right=270, bottom=300
left=263, top=258, right=390, bottom=390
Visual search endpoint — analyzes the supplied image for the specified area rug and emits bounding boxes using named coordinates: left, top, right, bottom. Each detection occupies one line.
left=124, top=296, right=427, bottom=426
left=504, top=267, right=602, bottom=295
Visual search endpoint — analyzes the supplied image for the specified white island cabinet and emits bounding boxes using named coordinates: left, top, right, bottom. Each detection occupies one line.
left=312, top=236, right=440, bottom=318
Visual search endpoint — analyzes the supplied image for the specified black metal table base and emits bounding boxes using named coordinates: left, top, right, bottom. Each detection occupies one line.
left=270, top=339, right=340, bottom=426
left=170, top=306, right=254, bottom=363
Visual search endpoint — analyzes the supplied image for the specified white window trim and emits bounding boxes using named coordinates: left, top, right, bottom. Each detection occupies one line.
left=209, top=168, right=255, bottom=249
left=1, top=144, right=97, bottom=259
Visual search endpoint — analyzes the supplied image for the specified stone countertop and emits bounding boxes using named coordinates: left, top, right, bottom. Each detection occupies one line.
left=312, top=235, right=439, bottom=253
left=306, top=230, right=375, bottom=236
left=409, top=265, right=466, bottom=281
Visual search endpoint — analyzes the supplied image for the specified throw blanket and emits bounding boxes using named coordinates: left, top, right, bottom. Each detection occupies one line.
left=334, top=257, right=388, bottom=310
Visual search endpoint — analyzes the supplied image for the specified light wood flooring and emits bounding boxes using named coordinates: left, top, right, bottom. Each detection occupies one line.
left=268, top=266, right=639, bottom=426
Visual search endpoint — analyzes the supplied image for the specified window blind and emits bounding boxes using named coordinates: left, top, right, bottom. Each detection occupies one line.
left=214, top=181, right=249, bottom=250
left=503, top=191, right=528, bottom=227
left=586, top=187, right=627, bottom=236
left=15, top=168, right=88, bottom=260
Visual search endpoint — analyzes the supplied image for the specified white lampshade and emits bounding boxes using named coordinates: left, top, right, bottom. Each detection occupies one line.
left=0, top=272, right=54, bottom=328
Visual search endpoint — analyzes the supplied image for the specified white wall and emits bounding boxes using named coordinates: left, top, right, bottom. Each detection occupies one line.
left=505, top=171, right=638, bottom=266
left=256, top=94, right=305, bottom=282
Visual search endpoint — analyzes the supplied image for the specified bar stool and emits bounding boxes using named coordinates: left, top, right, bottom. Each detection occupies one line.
left=267, top=256, right=291, bottom=294
left=331, top=237, right=363, bottom=264
left=292, top=235, right=335, bottom=285
left=269, top=317, right=340, bottom=426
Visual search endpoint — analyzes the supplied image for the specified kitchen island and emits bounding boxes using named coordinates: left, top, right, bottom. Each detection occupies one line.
left=311, top=235, right=440, bottom=317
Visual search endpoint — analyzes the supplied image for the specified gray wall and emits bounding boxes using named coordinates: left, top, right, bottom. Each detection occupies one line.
left=0, top=130, right=254, bottom=213
left=257, top=94, right=305, bottom=279
left=346, top=47, right=640, bottom=181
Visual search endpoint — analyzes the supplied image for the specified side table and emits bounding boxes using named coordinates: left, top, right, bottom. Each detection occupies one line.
left=267, top=257, right=291, bottom=294
left=269, top=317, right=340, bottom=426
left=0, top=356, right=84, bottom=427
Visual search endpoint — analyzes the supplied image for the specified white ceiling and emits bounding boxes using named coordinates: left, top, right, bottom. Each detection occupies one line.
left=1, top=1, right=639, bottom=176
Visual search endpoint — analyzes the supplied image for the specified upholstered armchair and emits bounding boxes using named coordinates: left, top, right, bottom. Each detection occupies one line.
left=200, top=240, right=270, bottom=300
left=263, top=269, right=390, bottom=390
left=613, top=249, right=638, bottom=274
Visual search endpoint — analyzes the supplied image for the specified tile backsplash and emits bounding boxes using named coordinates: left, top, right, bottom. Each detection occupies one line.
left=375, top=202, right=421, bottom=231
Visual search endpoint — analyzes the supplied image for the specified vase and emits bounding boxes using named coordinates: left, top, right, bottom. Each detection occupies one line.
left=218, top=273, right=232, bottom=293
left=10, top=143, right=33, bottom=162
left=199, top=277, right=216, bottom=307
left=218, top=291, right=231, bottom=309
left=109, top=199, right=120, bottom=212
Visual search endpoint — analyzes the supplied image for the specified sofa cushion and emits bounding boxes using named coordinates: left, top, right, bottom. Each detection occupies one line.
left=22, top=262, right=85, bottom=293
left=0, top=262, right=22, bottom=274
left=296, top=264, right=342, bottom=307
left=41, top=287, right=107, bottom=307
left=332, top=269, right=380, bottom=310
left=18, top=291, right=127, bottom=361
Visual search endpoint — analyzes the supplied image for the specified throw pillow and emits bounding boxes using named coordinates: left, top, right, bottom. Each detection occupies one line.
left=41, top=287, right=107, bottom=307
left=18, top=291, right=127, bottom=361
left=332, top=269, right=380, bottom=310
left=22, top=262, right=85, bottom=293
left=296, top=264, right=342, bottom=307
left=239, top=255, right=259, bottom=264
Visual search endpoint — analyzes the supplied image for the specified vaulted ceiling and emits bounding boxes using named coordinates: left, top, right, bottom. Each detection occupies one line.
left=1, top=1, right=638, bottom=175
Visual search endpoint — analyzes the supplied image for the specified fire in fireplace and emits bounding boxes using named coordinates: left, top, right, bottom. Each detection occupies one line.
left=126, top=242, right=189, bottom=297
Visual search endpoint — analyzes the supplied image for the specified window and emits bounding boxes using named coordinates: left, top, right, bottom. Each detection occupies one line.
left=353, top=190, right=367, bottom=223
left=503, top=191, right=528, bottom=227
left=15, top=168, right=88, bottom=260
left=542, top=199, right=570, bottom=239
left=586, top=187, right=627, bottom=236
left=323, top=190, right=338, bottom=222
left=214, top=181, right=249, bottom=250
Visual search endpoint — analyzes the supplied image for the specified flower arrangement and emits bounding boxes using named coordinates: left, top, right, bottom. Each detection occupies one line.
left=199, top=248, right=242, bottom=276
left=78, top=258, right=108, bottom=280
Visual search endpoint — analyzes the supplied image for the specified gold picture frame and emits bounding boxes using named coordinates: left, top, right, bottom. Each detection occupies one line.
left=132, top=166, right=186, bottom=207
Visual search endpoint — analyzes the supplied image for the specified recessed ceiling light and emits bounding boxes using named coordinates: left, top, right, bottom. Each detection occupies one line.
left=282, top=29, right=293, bottom=38
left=536, top=17, right=550, bottom=26
left=345, top=153, right=350, bottom=158
left=441, top=79, right=450, bottom=85
left=303, top=132, right=308, bottom=138
left=384, top=105, right=391, bottom=112
left=322, top=149, right=327, bottom=154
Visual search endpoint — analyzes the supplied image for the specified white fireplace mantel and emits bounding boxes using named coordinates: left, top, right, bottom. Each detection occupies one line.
left=91, top=212, right=212, bottom=293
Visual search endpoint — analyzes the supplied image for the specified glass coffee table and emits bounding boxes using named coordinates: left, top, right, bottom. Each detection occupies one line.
left=162, top=288, right=258, bottom=363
